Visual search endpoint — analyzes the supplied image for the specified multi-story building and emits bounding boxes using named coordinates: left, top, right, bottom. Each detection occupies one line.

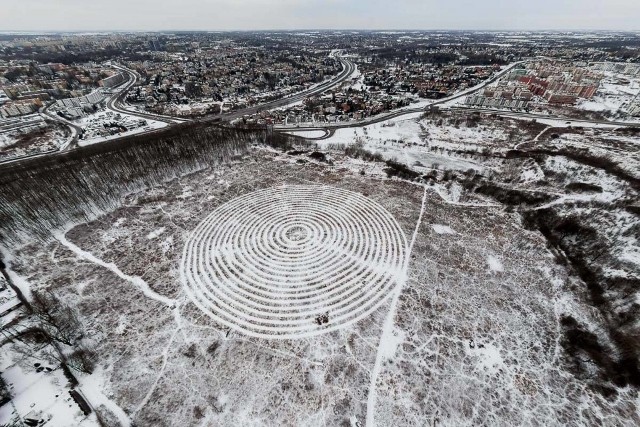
left=99, top=73, right=126, bottom=88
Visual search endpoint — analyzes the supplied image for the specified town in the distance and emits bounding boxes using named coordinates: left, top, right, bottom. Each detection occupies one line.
left=1, top=31, right=639, bottom=161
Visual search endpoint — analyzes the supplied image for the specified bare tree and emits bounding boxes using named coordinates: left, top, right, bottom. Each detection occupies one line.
left=30, top=290, right=83, bottom=346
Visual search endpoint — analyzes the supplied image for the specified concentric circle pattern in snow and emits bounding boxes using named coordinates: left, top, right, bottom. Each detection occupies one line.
left=180, top=185, right=407, bottom=339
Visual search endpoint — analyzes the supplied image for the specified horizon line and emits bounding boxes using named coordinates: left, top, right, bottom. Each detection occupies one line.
left=1, top=28, right=639, bottom=34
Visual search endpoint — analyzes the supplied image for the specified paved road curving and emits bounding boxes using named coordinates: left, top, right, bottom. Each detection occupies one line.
left=111, top=57, right=356, bottom=125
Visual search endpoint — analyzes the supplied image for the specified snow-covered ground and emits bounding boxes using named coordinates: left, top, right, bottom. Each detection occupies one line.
left=2, top=97, right=638, bottom=426
left=75, top=109, right=167, bottom=147
left=318, top=112, right=521, bottom=173
left=281, top=129, right=328, bottom=139
left=0, top=114, right=70, bottom=161
left=0, top=342, right=99, bottom=427
left=323, top=112, right=424, bottom=146
left=549, top=130, right=640, bottom=180
left=577, top=71, right=640, bottom=119
left=3, top=146, right=638, bottom=426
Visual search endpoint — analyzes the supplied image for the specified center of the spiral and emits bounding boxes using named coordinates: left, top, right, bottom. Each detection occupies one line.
left=285, top=226, right=308, bottom=242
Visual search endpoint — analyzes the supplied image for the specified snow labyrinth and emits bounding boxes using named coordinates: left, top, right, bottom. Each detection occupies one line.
left=180, top=185, right=408, bottom=339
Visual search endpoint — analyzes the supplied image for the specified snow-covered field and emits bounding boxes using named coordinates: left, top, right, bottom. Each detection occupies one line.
left=281, top=129, right=328, bottom=139
left=0, top=341, right=99, bottom=426
left=3, top=147, right=637, bottom=426
left=318, top=111, right=543, bottom=174
left=76, top=109, right=167, bottom=147
left=181, top=185, right=407, bottom=339
left=542, top=128, right=640, bottom=181
left=577, top=71, right=640, bottom=119
left=0, top=115, right=70, bottom=161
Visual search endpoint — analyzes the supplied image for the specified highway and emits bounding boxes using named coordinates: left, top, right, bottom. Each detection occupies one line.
left=3, top=60, right=366, bottom=166
left=0, top=56, right=356, bottom=167
left=213, top=57, right=357, bottom=122
left=108, top=64, right=186, bottom=123
left=275, top=61, right=526, bottom=135
left=4, top=57, right=637, bottom=168
left=110, top=56, right=357, bottom=125
left=276, top=61, right=639, bottom=138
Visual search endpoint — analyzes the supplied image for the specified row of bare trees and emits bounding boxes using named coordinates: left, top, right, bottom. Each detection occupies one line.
left=0, top=123, right=284, bottom=244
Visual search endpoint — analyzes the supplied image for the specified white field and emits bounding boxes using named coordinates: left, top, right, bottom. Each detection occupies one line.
left=0, top=341, right=99, bottom=427
left=0, top=115, right=70, bottom=160
left=281, top=130, right=328, bottom=139
left=76, top=110, right=167, bottom=147
left=3, top=149, right=638, bottom=426
left=319, top=113, right=523, bottom=173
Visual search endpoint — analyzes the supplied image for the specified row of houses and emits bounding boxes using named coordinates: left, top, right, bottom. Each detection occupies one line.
left=592, top=62, right=640, bottom=77
left=99, top=72, right=127, bottom=88
left=518, top=75, right=598, bottom=104
left=0, top=101, right=40, bottom=118
left=54, top=91, right=105, bottom=109
left=502, top=61, right=603, bottom=106
left=464, top=95, right=529, bottom=110
left=52, top=91, right=106, bottom=119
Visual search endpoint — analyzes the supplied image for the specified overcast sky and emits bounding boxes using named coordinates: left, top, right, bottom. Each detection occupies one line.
left=2, top=0, right=639, bottom=32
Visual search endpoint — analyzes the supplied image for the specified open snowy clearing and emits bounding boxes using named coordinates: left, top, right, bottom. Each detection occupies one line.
left=318, top=110, right=547, bottom=174
left=4, top=149, right=638, bottom=426
left=280, top=130, right=328, bottom=139
left=320, top=116, right=487, bottom=173
left=0, top=341, right=98, bottom=427
left=76, top=110, right=167, bottom=147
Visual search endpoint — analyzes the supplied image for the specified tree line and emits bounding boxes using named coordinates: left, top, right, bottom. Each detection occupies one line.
left=0, top=122, right=298, bottom=245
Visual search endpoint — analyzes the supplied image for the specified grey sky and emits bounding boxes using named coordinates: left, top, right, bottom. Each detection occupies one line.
left=2, top=0, right=639, bottom=32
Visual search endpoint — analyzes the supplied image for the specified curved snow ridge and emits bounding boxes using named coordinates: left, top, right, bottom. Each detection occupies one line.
left=179, top=185, right=408, bottom=339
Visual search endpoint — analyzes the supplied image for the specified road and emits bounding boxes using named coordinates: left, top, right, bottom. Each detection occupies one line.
left=3, top=57, right=637, bottom=167
left=0, top=56, right=356, bottom=167
left=108, top=64, right=186, bottom=124
left=0, top=102, right=85, bottom=166
left=449, top=106, right=639, bottom=128
left=276, top=61, right=525, bottom=135
left=41, top=102, right=83, bottom=148
left=110, top=56, right=356, bottom=125
left=0, top=67, right=169, bottom=166
left=212, top=57, right=357, bottom=122
left=279, top=105, right=639, bottom=141
left=277, top=61, right=639, bottom=138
